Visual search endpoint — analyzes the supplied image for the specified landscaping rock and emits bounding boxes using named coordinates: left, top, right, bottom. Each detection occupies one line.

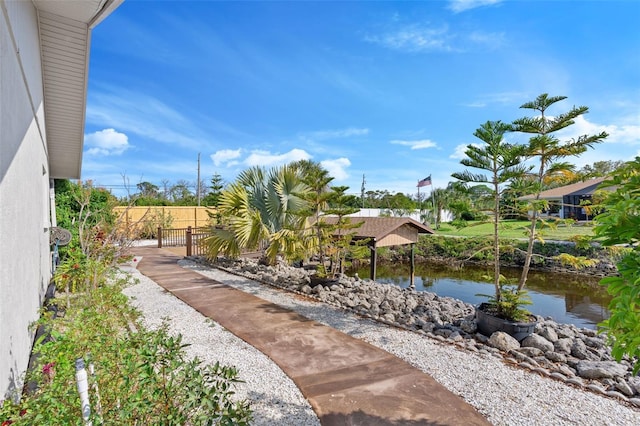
left=627, top=376, right=640, bottom=395
left=554, top=338, right=573, bottom=354
left=537, top=325, right=559, bottom=343
left=615, top=380, right=635, bottom=397
left=576, top=361, right=628, bottom=379
left=584, top=336, right=606, bottom=349
left=571, top=339, right=593, bottom=360
left=516, top=347, right=544, bottom=358
left=459, top=319, right=477, bottom=334
left=522, top=334, right=554, bottom=353
left=488, top=332, right=520, bottom=352
left=544, top=351, right=567, bottom=363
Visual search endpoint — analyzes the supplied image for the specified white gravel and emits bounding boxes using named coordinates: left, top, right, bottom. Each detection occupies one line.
left=122, top=260, right=639, bottom=426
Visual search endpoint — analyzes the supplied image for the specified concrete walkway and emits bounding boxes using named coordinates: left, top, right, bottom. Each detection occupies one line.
left=134, top=247, right=490, bottom=425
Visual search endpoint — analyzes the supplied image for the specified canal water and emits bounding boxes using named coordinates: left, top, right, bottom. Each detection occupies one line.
left=353, top=263, right=611, bottom=330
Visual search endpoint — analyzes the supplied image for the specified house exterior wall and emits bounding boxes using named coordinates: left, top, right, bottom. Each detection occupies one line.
left=347, top=208, right=453, bottom=224
left=563, top=195, right=593, bottom=221
left=1, top=0, right=53, bottom=401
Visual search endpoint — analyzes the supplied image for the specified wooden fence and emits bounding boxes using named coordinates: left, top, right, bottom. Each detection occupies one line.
left=114, top=206, right=213, bottom=230
left=157, top=226, right=209, bottom=256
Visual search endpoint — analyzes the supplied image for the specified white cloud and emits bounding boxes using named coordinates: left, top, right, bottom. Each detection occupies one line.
left=557, top=115, right=640, bottom=146
left=211, top=148, right=242, bottom=166
left=320, top=158, right=351, bottom=180
left=449, top=143, right=482, bottom=159
left=550, top=115, right=640, bottom=169
left=448, top=0, right=503, bottom=13
left=84, top=128, right=130, bottom=156
left=390, top=139, right=438, bottom=150
left=244, top=148, right=311, bottom=167
left=366, top=24, right=452, bottom=53
left=462, top=91, right=528, bottom=108
left=299, top=127, right=370, bottom=145
left=308, top=127, right=369, bottom=140
left=467, top=30, right=505, bottom=49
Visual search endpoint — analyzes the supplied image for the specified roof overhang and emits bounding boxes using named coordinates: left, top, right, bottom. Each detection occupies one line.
left=320, top=216, right=434, bottom=242
left=34, top=0, right=123, bottom=179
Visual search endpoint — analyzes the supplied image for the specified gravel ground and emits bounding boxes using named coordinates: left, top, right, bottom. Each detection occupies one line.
left=122, top=259, right=639, bottom=426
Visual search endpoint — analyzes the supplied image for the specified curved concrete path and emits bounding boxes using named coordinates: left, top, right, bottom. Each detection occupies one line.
left=134, top=247, right=490, bottom=425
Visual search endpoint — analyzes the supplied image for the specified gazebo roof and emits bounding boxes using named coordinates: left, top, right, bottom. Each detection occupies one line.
left=320, top=216, right=434, bottom=246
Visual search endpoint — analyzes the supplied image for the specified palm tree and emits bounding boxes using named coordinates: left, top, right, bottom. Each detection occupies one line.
left=513, top=94, right=608, bottom=291
left=452, top=120, right=529, bottom=312
left=426, top=187, right=449, bottom=228
left=437, top=182, right=474, bottom=223
left=202, top=165, right=312, bottom=264
left=294, top=160, right=334, bottom=266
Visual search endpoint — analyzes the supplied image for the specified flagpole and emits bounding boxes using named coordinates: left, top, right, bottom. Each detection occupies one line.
left=417, top=185, right=421, bottom=220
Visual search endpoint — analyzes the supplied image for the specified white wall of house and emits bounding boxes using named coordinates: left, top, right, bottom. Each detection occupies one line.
left=0, top=0, right=53, bottom=401
left=348, top=208, right=453, bottom=224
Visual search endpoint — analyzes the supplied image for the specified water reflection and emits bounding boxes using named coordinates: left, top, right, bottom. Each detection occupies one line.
left=353, top=263, right=611, bottom=329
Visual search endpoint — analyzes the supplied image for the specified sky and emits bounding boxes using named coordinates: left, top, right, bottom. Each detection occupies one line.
left=83, top=0, right=640, bottom=198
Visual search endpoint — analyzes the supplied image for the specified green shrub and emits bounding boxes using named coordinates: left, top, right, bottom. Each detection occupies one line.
left=451, top=219, right=468, bottom=229
left=0, top=280, right=252, bottom=425
left=137, top=208, right=174, bottom=239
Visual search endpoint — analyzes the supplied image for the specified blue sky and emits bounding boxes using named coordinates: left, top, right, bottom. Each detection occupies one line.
left=83, top=0, right=640, bottom=198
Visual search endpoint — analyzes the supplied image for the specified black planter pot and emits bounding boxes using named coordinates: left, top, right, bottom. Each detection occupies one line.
left=476, top=303, right=537, bottom=341
left=309, top=276, right=339, bottom=288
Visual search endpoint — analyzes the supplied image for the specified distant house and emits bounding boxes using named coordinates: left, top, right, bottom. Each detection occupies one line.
left=0, top=0, right=122, bottom=401
left=519, top=177, right=609, bottom=220
left=347, top=208, right=453, bottom=224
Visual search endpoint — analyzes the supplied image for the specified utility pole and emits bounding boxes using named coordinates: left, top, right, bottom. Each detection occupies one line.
left=197, top=153, right=201, bottom=206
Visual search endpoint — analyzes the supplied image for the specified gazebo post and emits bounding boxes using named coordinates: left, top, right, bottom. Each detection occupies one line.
left=410, top=243, right=415, bottom=289
left=370, top=242, right=377, bottom=281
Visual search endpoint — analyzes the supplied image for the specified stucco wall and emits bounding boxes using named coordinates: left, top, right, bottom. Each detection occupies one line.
left=0, top=0, right=52, bottom=401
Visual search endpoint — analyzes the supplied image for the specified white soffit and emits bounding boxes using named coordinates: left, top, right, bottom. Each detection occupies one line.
left=33, top=0, right=123, bottom=179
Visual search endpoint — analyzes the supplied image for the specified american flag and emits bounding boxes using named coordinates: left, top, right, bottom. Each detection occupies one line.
left=417, top=175, right=432, bottom=188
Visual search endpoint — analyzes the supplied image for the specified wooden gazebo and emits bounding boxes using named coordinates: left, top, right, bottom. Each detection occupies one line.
left=322, top=216, right=435, bottom=284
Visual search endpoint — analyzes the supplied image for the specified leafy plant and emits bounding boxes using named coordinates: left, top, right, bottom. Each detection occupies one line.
left=1, top=274, right=252, bottom=425
left=136, top=208, right=174, bottom=239
left=478, top=282, right=533, bottom=322
left=594, top=157, right=640, bottom=374
left=451, top=219, right=468, bottom=229
left=202, top=165, right=312, bottom=265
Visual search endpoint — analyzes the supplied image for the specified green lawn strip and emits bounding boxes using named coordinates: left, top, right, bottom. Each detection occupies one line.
left=435, top=220, right=595, bottom=240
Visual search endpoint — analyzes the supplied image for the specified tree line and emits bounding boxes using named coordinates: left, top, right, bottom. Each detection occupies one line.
left=113, top=158, right=624, bottom=223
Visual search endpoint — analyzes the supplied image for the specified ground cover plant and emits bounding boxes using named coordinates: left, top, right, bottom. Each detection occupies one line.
left=0, top=275, right=252, bottom=425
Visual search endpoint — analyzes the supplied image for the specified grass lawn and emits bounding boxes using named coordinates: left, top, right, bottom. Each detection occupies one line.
left=434, top=219, right=595, bottom=241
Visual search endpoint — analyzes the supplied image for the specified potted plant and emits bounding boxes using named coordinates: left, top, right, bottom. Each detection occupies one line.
left=475, top=282, right=535, bottom=341
left=452, top=120, right=536, bottom=339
